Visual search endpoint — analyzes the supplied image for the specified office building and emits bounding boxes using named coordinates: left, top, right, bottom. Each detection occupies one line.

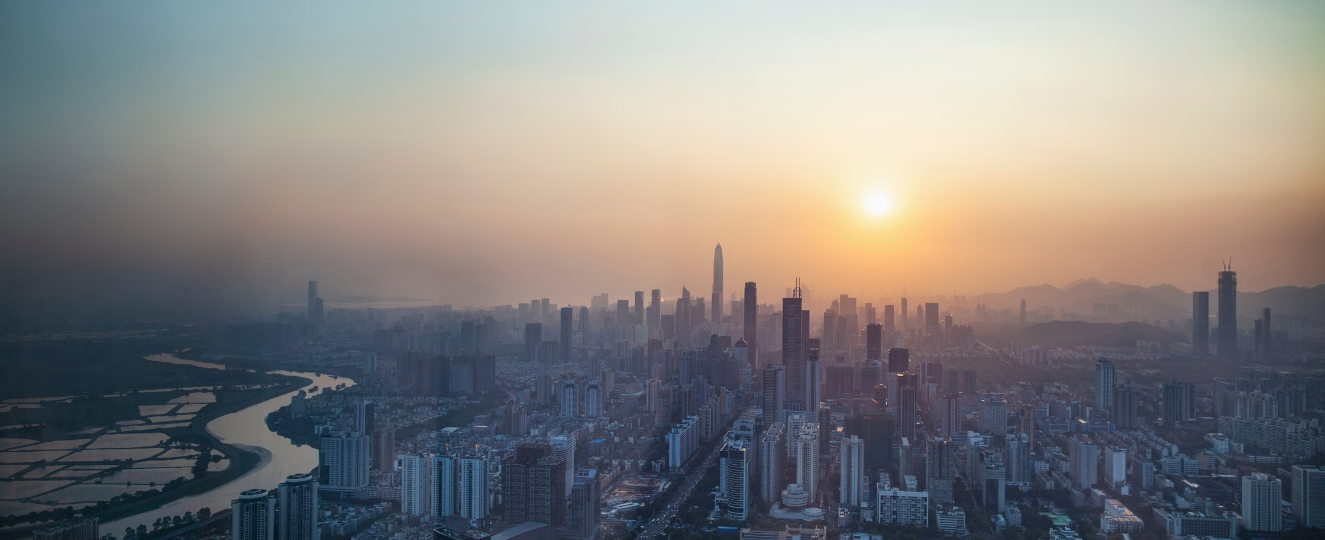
left=713, top=244, right=723, bottom=322
left=887, top=348, right=909, bottom=374
left=743, top=282, right=758, bottom=354
left=231, top=489, right=275, bottom=540
left=1241, top=473, right=1282, bottom=532
left=866, top=324, right=882, bottom=360
left=783, top=296, right=804, bottom=403
left=805, top=347, right=821, bottom=423
left=1217, top=265, right=1237, bottom=359
left=277, top=474, right=317, bottom=540
left=719, top=438, right=752, bottom=521
left=1162, top=381, right=1194, bottom=423
left=927, top=437, right=956, bottom=505
left=525, top=323, right=542, bottom=361
left=567, top=469, right=600, bottom=540
left=1095, top=358, right=1115, bottom=410
left=1193, top=291, right=1210, bottom=358
left=860, top=410, right=894, bottom=470
left=1292, top=465, right=1325, bottom=529
left=840, top=436, right=866, bottom=507
left=877, top=488, right=928, bottom=527
left=560, top=307, right=573, bottom=362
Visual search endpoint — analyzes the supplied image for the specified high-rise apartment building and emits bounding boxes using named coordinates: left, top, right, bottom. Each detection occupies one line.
left=585, top=381, right=603, bottom=418
left=525, top=323, right=542, bottom=361
left=1112, top=385, right=1138, bottom=429
left=840, top=436, right=866, bottom=507
left=794, top=424, right=820, bottom=502
left=887, top=348, right=909, bottom=374
left=502, top=444, right=567, bottom=527
left=759, top=423, right=786, bottom=504
left=1241, top=473, right=1282, bottom=532
left=1217, top=266, right=1238, bottom=360
left=550, top=435, right=576, bottom=498
left=1070, top=438, right=1099, bottom=491
left=762, top=365, right=785, bottom=424
left=458, top=456, right=489, bottom=521
left=320, top=433, right=370, bottom=493
left=399, top=454, right=432, bottom=516
left=231, top=489, right=275, bottom=540
left=1192, top=291, right=1210, bottom=358
left=805, top=347, right=821, bottom=423
left=1162, top=381, right=1194, bottom=423
left=277, top=474, right=317, bottom=540
left=561, top=381, right=578, bottom=418
left=560, top=307, right=573, bottom=362
left=32, top=519, right=98, bottom=540
left=432, top=455, right=456, bottom=518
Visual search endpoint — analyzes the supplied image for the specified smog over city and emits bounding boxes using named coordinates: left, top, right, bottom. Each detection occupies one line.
left=1, top=3, right=1323, bottom=540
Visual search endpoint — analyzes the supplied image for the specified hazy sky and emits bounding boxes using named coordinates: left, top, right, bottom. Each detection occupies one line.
left=1, top=1, right=1323, bottom=313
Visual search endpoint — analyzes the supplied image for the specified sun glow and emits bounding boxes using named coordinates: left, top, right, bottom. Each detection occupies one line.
left=863, top=192, right=894, bottom=217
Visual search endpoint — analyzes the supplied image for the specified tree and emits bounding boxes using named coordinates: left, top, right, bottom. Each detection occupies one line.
left=137, top=524, right=147, bottom=537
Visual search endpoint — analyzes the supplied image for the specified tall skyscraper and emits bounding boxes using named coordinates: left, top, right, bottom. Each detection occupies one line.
left=782, top=296, right=804, bottom=403
left=1192, top=291, right=1210, bottom=358
left=840, top=435, right=866, bottom=507
left=1292, top=465, right=1325, bottom=529
left=635, top=291, right=645, bottom=326
left=924, top=303, right=939, bottom=329
left=458, top=456, right=489, bottom=520
left=794, top=424, right=820, bottom=502
left=762, top=365, right=785, bottom=423
left=1019, top=299, right=1026, bottom=325
left=525, top=323, right=542, bottom=361
left=550, top=435, right=576, bottom=498
left=1112, top=385, right=1138, bottom=429
left=579, top=306, right=589, bottom=334
left=560, top=307, right=573, bottom=362
left=887, top=348, right=909, bottom=373
left=718, top=439, right=752, bottom=521
left=1095, top=358, right=1115, bottom=410
left=883, top=305, right=895, bottom=332
left=399, top=454, right=432, bottom=516
left=759, top=423, right=785, bottom=504
left=1217, top=265, right=1238, bottom=359
left=900, top=298, right=908, bottom=329
left=712, top=244, right=723, bottom=322
left=677, top=288, right=691, bottom=345
left=1241, top=473, right=1283, bottom=532
left=277, top=474, right=318, bottom=540
left=744, top=282, right=757, bottom=354
left=805, top=347, right=821, bottom=423
left=231, top=489, right=275, bottom=540
left=432, top=455, right=457, bottom=518
left=1162, top=381, right=1194, bottom=423
left=306, top=281, right=320, bottom=323
left=866, top=324, right=882, bottom=360
left=649, top=289, right=662, bottom=332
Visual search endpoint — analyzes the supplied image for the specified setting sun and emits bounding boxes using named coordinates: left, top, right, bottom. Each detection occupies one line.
left=863, top=192, right=894, bottom=217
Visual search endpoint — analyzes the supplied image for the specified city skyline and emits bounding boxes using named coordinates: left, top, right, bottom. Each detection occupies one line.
left=1, top=1, right=1323, bottom=315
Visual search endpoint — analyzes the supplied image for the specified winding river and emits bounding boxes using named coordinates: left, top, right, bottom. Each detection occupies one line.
left=101, top=354, right=353, bottom=535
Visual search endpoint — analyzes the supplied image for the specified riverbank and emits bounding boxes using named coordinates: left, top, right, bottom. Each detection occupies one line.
left=0, top=378, right=307, bottom=540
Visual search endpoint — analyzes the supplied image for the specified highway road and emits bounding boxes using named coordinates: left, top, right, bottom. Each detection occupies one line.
left=637, top=406, right=746, bottom=540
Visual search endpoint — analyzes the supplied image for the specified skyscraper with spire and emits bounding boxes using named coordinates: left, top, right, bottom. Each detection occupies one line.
left=1217, top=263, right=1237, bottom=360
left=712, top=244, right=723, bottom=323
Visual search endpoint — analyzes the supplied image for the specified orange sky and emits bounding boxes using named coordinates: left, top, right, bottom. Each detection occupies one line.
left=0, top=1, right=1322, bottom=311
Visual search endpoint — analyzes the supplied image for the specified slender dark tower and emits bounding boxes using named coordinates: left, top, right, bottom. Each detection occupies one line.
left=560, top=307, right=573, bottom=363
left=1019, top=300, right=1027, bottom=325
left=743, top=281, right=757, bottom=350
left=712, top=244, right=724, bottom=323
left=1217, top=263, right=1237, bottom=360
left=1192, top=291, right=1210, bottom=358
left=307, top=281, right=318, bottom=319
left=635, top=291, right=644, bottom=326
left=649, top=289, right=661, bottom=331
left=900, top=297, right=909, bottom=329
left=782, top=283, right=804, bottom=403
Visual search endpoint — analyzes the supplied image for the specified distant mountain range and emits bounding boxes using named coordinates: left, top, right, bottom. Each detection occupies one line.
left=972, top=278, right=1325, bottom=326
left=1015, top=320, right=1188, bottom=348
